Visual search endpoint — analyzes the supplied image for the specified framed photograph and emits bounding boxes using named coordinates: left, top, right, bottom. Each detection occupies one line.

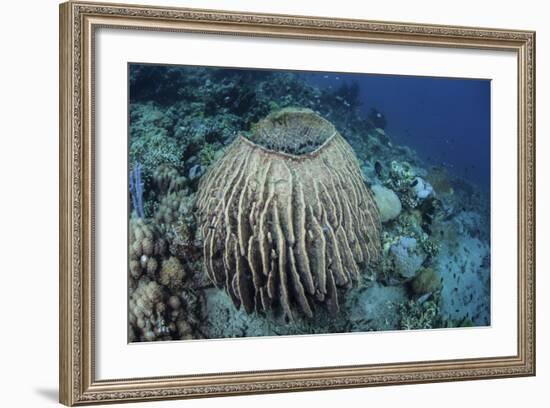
left=59, top=1, right=536, bottom=405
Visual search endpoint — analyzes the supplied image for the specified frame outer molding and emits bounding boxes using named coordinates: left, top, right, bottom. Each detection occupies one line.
left=59, top=2, right=75, bottom=405
left=59, top=1, right=535, bottom=406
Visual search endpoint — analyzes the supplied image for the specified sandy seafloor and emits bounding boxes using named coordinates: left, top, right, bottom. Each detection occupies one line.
left=127, top=65, right=491, bottom=342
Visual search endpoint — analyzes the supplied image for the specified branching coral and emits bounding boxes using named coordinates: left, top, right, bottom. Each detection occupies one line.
left=154, top=190, right=195, bottom=227
left=398, top=297, right=441, bottom=330
left=198, top=143, right=218, bottom=167
left=196, top=108, right=381, bottom=320
left=129, top=103, right=184, bottom=175
left=152, top=164, right=187, bottom=195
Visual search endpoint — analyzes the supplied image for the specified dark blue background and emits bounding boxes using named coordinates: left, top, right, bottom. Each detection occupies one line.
left=301, top=72, right=491, bottom=192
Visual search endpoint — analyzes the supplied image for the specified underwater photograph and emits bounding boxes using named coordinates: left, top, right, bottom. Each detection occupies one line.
left=127, top=63, right=491, bottom=343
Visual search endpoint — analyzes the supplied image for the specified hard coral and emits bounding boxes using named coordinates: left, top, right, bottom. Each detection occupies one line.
left=154, top=190, right=194, bottom=227
left=159, top=256, right=186, bottom=290
left=426, top=166, right=454, bottom=195
left=384, top=161, right=433, bottom=209
left=196, top=108, right=381, bottom=320
left=128, top=280, right=166, bottom=341
left=128, top=277, right=204, bottom=342
left=390, top=237, right=425, bottom=279
left=371, top=184, right=402, bottom=222
left=152, top=164, right=187, bottom=195
left=411, top=267, right=442, bottom=295
left=398, top=297, right=441, bottom=330
left=129, top=217, right=168, bottom=280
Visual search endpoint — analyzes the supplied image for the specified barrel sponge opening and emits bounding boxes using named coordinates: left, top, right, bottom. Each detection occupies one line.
left=196, top=108, right=381, bottom=320
left=247, top=107, right=336, bottom=155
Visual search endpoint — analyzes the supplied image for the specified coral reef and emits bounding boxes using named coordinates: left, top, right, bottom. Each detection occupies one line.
left=384, top=161, right=433, bottom=209
left=426, top=166, right=454, bottom=195
left=128, top=164, right=204, bottom=342
left=198, top=143, right=219, bottom=167
left=152, top=164, right=187, bottom=195
left=398, top=300, right=441, bottom=330
left=159, top=256, right=186, bottom=290
left=346, top=283, right=407, bottom=331
left=128, top=278, right=204, bottom=342
left=128, top=217, right=168, bottom=280
left=411, top=177, right=434, bottom=200
left=411, top=267, right=442, bottom=295
left=197, top=108, right=381, bottom=319
left=127, top=64, right=492, bottom=340
left=371, top=184, right=402, bottom=222
left=128, top=280, right=166, bottom=341
left=390, top=236, right=426, bottom=279
left=398, top=296, right=441, bottom=330
left=154, top=190, right=195, bottom=228
left=129, top=103, right=186, bottom=177
left=432, top=212, right=490, bottom=325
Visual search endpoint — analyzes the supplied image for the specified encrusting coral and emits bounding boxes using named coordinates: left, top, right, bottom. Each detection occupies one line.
left=196, top=108, right=381, bottom=320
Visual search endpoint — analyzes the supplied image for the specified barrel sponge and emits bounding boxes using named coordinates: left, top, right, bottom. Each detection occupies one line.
left=196, top=108, right=382, bottom=320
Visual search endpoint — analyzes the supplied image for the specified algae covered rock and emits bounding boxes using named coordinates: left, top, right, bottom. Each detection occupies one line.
left=371, top=184, right=402, bottom=222
left=346, top=283, right=408, bottom=330
left=411, top=267, right=441, bottom=295
left=390, top=236, right=425, bottom=279
left=196, top=108, right=382, bottom=320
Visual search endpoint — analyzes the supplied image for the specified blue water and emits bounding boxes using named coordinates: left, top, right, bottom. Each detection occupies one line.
left=300, top=72, right=491, bottom=192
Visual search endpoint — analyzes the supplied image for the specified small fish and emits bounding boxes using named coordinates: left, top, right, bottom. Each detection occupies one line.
left=335, top=76, right=340, bottom=80
left=323, top=75, right=329, bottom=79
left=374, top=161, right=383, bottom=176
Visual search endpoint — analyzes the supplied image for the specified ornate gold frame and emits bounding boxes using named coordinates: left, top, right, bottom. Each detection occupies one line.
left=59, top=1, right=536, bottom=405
